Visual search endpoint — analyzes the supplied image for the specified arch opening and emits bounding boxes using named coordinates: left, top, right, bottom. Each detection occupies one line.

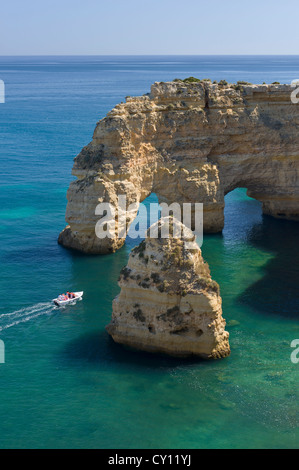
left=223, top=187, right=262, bottom=238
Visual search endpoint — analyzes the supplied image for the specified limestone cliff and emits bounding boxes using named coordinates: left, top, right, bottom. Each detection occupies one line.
left=59, top=80, right=299, bottom=253
left=106, top=217, right=230, bottom=359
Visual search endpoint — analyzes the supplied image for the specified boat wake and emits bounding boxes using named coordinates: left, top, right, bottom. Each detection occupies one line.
left=0, top=302, right=56, bottom=331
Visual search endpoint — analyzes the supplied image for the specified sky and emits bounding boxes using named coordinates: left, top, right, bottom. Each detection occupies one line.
left=0, top=0, right=299, bottom=55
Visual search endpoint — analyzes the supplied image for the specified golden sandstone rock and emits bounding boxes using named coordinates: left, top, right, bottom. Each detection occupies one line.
left=58, top=79, right=299, bottom=359
left=59, top=80, right=299, bottom=254
left=106, top=217, right=230, bottom=359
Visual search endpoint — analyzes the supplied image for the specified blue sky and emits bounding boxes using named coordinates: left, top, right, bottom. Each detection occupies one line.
left=1, top=0, right=299, bottom=55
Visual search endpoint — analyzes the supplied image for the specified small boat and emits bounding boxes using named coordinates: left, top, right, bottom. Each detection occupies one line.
left=53, top=291, right=83, bottom=307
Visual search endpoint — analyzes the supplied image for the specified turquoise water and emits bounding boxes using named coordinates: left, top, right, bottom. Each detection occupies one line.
left=0, top=56, right=298, bottom=449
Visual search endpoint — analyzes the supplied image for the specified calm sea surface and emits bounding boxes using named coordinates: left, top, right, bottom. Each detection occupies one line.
left=0, top=56, right=298, bottom=449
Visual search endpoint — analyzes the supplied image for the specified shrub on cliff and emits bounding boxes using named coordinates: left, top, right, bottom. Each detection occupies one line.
left=182, top=77, right=201, bottom=83
left=119, top=266, right=131, bottom=280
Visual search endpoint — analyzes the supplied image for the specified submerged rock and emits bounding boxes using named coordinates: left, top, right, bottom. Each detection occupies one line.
left=227, top=319, right=240, bottom=327
left=106, top=217, right=230, bottom=359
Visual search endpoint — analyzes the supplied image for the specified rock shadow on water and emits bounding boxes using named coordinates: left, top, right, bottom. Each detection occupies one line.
left=237, top=215, right=299, bottom=319
left=58, top=330, right=206, bottom=372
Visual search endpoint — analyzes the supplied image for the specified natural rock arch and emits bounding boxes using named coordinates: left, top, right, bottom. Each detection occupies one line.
left=59, top=81, right=299, bottom=254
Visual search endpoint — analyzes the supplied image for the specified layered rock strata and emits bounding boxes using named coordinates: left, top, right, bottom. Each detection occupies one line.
left=106, top=217, right=230, bottom=359
left=59, top=80, right=299, bottom=253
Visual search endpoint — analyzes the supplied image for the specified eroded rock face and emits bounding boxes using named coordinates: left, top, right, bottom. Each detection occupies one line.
left=59, top=81, right=299, bottom=253
left=106, top=217, right=230, bottom=359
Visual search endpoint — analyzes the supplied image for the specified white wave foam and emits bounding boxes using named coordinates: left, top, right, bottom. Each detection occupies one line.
left=0, top=302, right=55, bottom=331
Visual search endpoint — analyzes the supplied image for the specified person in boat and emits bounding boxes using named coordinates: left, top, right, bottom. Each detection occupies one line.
left=65, top=292, right=75, bottom=299
left=57, top=292, right=75, bottom=301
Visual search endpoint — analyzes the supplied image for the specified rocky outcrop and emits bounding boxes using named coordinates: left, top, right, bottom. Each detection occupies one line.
left=59, top=80, right=299, bottom=253
left=106, top=217, right=230, bottom=359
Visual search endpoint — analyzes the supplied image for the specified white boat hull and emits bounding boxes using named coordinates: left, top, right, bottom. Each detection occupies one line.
left=53, top=291, right=83, bottom=307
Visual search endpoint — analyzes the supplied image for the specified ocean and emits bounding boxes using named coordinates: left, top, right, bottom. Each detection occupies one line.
left=0, top=55, right=298, bottom=449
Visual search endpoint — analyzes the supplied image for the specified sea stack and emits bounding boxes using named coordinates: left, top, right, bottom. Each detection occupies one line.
left=106, top=217, right=230, bottom=359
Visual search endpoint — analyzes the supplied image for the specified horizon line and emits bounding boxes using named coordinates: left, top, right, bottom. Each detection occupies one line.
left=1, top=53, right=299, bottom=57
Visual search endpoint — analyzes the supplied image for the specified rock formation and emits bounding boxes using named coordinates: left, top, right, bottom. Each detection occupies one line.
left=59, top=80, right=299, bottom=253
left=106, top=217, right=230, bottom=359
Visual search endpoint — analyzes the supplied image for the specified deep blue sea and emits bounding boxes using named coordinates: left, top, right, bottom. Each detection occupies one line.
left=0, top=56, right=298, bottom=449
